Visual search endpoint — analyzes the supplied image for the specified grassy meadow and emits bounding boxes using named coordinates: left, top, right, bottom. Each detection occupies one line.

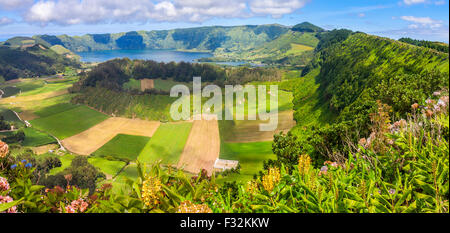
left=88, top=157, right=127, bottom=177
left=30, top=105, right=109, bottom=139
left=138, top=122, right=192, bottom=165
left=217, top=141, right=276, bottom=182
left=21, top=127, right=57, bottom=147
left=93, top=134, right=151, bottom=161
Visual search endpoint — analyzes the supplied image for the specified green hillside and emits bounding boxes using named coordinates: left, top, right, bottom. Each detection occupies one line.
left=0, top=37, right=80, bottom=80
left=33, top=24, right=291, bottom=53
left=292, top=30, right=449, bottom=161
left=291, top=22, right=325, bottom=33
left=214, top=30, right=319, bottom=65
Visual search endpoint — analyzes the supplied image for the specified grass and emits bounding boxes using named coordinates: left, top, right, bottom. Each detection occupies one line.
left=285, top=43, right=314, bottom=56
left=1, top=86, right=21, bottom=97
left=217, top=141, right=276, bottom=183
left=30, top=105, right=109, bottom=139
left=22, top=127, right=57, bottom=147
left=48, top=153, right=76, bottom=175
left=227, top=89, right=293, bottom=118
left=111, top=163, right=139, bottom=193
left=19, top=79, right=76, bottom=96
left=7, top=79, right=44, bottom=93
left=292, top=68, right=336, bottom=128
left=93, top=134, right=151, bottom=161
left=153, top=79, right=191, bottom=92
left=123, top=78, right=141, bottom=90
left=87, top=157, right=127, bottom=176
left=0, top=108, right=22, bottom=123
left=138, top=123, right=192, bottom=165
left=33, top=103, right=79, bottom=118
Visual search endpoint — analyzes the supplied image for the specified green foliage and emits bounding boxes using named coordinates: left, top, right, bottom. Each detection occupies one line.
left=293, top=31, right=449, bottom=161
left=399, top=37, right=449, bottom=53
left=35, top=24, right=290, bottom=53
left=291, top=22, right=325, bottom=33
left=2, top=129, right=25, bottom=144
left=71, top=87, right=175, bottom=121
left=87, top=157, right=126, bottom=177
left=41, top=156, right=105, bottom=194
left=1, top=106, right=448, bottom=213
left=0, top=42, right=79, bottom=80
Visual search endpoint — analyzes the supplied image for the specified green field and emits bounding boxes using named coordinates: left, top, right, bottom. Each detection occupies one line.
left=4, top=80, right=44, bottom=93
left=19, top=79, right=76, bottom=96
left=0, top=108, right=22, bottom=123
left=22, top=127, right=57, bottom=147
left=217, top=141, right=276, bottom=183
left=138, top=123, right=192, bottom=165
left=48, top=153, right=76, bottom=175
left=110, top=163, right=139, bottom=193
left=1, top=86, right=21, bottom=97
left=123, top=78, right=141, bottom=90
left=88, top=157, right=127, bottom=176
left=93, top=134, right=151, bottom=161
left=33, top=103, right=80, bottom=118
left=30, top=105, right=109, bottom=139
left=154, top=79, right=192, bottom=92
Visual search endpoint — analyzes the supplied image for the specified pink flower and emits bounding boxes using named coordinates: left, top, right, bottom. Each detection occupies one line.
left=0, top=177, right=9, bottom=192
left=0, top=195, right=17, bottom=213
left=65, top=205, right=76, bottom=213
left=63, top=198, right=89, bottom=213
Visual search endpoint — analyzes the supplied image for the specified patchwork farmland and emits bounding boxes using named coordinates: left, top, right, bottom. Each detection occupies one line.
left=0, top=76, right=296, bottom=191
left=61, top=117, right=160, bottom=155
left=177, top=115, right=220, bottom=176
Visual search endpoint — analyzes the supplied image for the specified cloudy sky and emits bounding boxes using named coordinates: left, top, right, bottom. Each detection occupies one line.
left=0, top=0, right=448, bottom=42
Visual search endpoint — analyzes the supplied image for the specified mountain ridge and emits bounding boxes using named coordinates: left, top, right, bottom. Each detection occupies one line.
left=31, top=22, right=324, bottom=53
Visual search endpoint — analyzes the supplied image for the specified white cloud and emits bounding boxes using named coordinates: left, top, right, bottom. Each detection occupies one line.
left=400, top=16, right=443, bottom=28
left=249, top=0, right=309, bottom=18
left=0, top=0, right=34, bottom=10
left=17, top=0, right=309, bottom=26
left=0, top=16, right=14, bottom=26
left=403, top=0, right=427, bottom=5
left=402, top=0, right=446, bottom=5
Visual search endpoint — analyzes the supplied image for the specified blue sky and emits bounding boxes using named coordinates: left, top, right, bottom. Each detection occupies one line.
left=0, top=0, right=448, bottom=42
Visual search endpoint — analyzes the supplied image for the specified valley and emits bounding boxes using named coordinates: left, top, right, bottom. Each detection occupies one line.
left=0, top=20, right=448, bottom=214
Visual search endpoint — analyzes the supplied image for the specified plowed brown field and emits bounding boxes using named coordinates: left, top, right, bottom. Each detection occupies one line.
left=61, top=117, right=160, bottom=155
left=177, top=115, right=220, bottom=176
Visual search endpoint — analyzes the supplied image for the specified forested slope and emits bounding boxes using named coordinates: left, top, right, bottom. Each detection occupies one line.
left=33, top=24, right=291, bottom=53
left=0, top=39, right=80, bottom=80
left=292, top=30, right=449, bottom=160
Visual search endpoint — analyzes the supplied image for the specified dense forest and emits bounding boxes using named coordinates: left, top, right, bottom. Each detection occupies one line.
left=74, top=58, right=282, bottom=91
left=399, top=37, right=449, bottom=53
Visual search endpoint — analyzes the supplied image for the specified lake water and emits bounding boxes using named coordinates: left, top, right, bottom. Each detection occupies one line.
left=77, top=49, right=213, bottom=63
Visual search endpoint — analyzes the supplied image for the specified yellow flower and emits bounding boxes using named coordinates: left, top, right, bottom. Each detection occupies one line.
left=245, top=180, right=258, bottom=195
left=298, top=154, right=311, bottom=175
left=141, top=175, right=162, bottom=207
left=177, top=200, right=212, bottom=213
left=262, top=167, right=281, bottom=192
